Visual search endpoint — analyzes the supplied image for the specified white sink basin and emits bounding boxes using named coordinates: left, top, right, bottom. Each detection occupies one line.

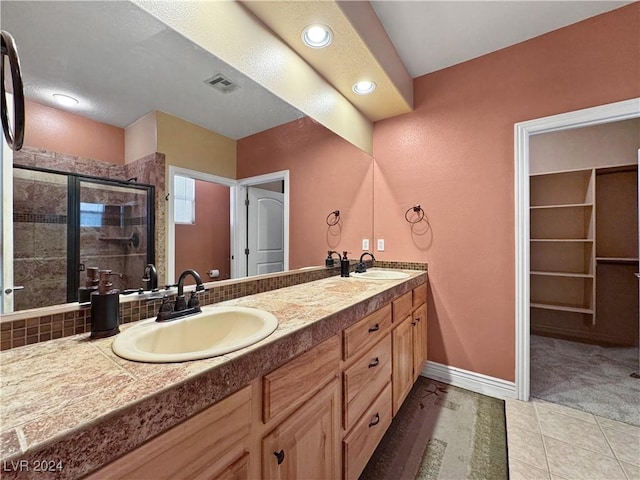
left=111, top=306, right=278, bottom=363
left=351, top=269, right=410, bottom=280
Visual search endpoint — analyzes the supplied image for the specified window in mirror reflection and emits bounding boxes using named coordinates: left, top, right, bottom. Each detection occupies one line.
left=80, top=202, right=105, bottom=227
left=174, top=175, right=195, bottom=224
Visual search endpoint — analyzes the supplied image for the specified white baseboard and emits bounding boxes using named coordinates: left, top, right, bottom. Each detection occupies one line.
left=421, top=361, right=517, bottom=400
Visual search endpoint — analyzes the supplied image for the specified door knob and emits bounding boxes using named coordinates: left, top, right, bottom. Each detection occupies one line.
left=635, top=273, right=640, bottom=278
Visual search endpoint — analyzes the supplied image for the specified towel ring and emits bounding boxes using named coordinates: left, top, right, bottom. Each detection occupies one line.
left=326, top=210, right=340, bottom=226
left=404, top=205, right=425, bottom=224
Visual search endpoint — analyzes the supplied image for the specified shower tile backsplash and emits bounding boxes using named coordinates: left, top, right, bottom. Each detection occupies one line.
left=0, top=261, right=427, bottom=351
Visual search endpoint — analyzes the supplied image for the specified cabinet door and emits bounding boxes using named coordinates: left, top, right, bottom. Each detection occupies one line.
left=412, top=303, right=428, bottom=381
left=85, top=386, right=252, bottom=480
left=262, top=379, right=340, bottom=480
left=392, top=315, right=413, bottom=416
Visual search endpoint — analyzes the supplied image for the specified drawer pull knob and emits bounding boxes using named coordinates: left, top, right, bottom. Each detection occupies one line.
left=368, top=357, right=380, bottom=368
left=411, top=320, right=418, bottom=325
left=415, top=317, right=421, bottom=322
left=368, top=323, right=380, bottom=333
left=369, top=413, right=380, bottom=427
left=274, top=450, right=285, bottom=465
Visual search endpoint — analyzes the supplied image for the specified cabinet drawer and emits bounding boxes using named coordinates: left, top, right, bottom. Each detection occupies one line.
left=343, top=382, right=393, bottom=480
left=87, top=386, right=252, bottom=480
left=413, top=282, right=427, bottom=309
left=263, top=335, right=340, bottom=423
left=343, top=304, right=391, bottom=360
left=392, top=291, right=412, bottom=322
left=343, top=335, right=392, bottom=432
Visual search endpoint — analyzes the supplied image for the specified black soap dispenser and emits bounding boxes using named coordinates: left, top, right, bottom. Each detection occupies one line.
left=340, top=251, right=350, bottom=277
left=90, top=270, right=121, bottom=339
left=78, top=266, right=99, bottom=305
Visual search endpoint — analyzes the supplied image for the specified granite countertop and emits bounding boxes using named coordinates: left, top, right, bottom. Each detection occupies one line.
left=0, top=269, right=427, bottom=479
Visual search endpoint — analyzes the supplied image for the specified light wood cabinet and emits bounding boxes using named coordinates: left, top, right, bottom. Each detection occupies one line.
left=342, top=382, right=393, bottom=480
left=412, top=303, right=428, bottom=381
left=342, top=335, right=392, bottom=431
left=263, top=335, right=340, bottom=424
left=85, top=385, right=253, bottom=480
left=261, top=379, right=340, bottom=480
left=87, top=279, right=429, bottom=480
left=392, top=314, right=413, bottom=415
left=342, top=304, right=392, bottom=360
left=392, top=285, right=428, bottom=414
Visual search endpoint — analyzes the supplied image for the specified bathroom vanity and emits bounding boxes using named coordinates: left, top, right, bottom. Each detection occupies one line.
left=0, top=269, right=428, bottom=480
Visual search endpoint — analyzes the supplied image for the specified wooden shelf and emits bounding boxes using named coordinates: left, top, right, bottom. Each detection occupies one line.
left=531, top=271, right=594, bottom=278
left=596, top=257, right=639, bottom=264
left=531, top=239, right=593, bottom=243
left=531, top=303, right=594, bottom=315
left=530, top=203, right=593, bottom=210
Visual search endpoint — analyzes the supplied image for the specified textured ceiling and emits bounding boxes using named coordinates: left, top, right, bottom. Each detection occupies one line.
left=1, top=0, right=633, bottom=140
left=0, top=1, right=303, bottom=138
left=371, top=1, right=633, bottom=78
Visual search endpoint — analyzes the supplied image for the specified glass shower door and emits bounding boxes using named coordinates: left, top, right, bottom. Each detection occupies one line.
left=77, top=179, right=153, bottom=297
left=12, top=168, right=69, bottom=310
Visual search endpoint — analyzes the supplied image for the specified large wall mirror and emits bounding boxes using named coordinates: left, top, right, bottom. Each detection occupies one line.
left=0, top=0, right=374, bottom=313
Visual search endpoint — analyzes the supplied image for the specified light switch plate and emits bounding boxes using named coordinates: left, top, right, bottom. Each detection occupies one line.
left=377, top=239, right=385, bottom=251
left=362, top=239, right=369, bottom=250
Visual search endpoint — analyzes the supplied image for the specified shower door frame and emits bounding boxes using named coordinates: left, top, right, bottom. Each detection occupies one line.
left=13, top=165, right=155, bottom=304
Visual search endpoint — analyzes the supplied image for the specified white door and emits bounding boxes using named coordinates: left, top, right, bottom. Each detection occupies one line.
left=1, top=94, right=15, bottom=313
left=247, top=187, right=284, bottom=276
left=637, top=148, right=640, bottom=376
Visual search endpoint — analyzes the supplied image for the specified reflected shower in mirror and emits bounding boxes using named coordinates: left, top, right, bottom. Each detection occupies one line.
left=1, top=0, right=374, bottom=313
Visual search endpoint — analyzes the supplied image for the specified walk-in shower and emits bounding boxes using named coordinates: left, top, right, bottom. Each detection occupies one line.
left=13, top=165, right=155, bottom=310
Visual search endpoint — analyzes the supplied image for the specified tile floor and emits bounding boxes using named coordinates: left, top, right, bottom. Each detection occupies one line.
left=506, top=397, right=640, bottom=480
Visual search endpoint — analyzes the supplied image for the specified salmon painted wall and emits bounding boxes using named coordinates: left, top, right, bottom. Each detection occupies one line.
left=24, top=99, right=125, bottom=164
left=373, top=4, right=639, bottom=382
left=175, top=180, right=231, bottom=284
left=237, top=116, right=373, bottom=269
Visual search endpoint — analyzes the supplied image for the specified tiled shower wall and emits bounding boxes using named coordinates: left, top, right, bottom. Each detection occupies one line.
left=0, top=261, right=427, bottom=351
left=12, top=147, right=166, bottom=309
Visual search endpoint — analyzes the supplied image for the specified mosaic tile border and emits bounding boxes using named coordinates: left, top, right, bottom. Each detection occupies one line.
left=0, top=261, right=427, bottom=351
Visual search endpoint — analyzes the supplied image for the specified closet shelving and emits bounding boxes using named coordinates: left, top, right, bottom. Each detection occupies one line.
left=530, top=169, right=595, bottom=318
left=530, top=165, right=639, bottom=345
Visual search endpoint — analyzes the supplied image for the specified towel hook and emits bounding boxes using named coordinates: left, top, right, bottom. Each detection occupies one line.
left=404, top=204, right=425, bottom=224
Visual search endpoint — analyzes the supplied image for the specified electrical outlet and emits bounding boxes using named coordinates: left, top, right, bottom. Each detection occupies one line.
left=377, top=239, right=385, bottom=251
left=362, top=239, right=370, bottom=250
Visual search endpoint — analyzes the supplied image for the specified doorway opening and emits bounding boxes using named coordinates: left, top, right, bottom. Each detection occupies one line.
left=167, top=167, right=289, bottom=284
left=514, top=98, right=640, bottom=412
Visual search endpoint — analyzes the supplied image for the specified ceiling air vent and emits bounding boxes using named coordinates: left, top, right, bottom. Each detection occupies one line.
left=204, top=73, right=239, bottom=93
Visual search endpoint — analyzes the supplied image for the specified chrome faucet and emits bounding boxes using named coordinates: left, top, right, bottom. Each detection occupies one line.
left=142, top=263, right=158, bottom=291
left=355, top=252, right=375, bottom=273
left=156, top=269, right=205, bottom=322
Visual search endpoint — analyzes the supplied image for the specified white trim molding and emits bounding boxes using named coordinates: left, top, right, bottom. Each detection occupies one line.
left=422, top=361, right=517, bottom=400
left=514, top=98, right=640, bottom=401
left=167, top=166, right=237, bottom=284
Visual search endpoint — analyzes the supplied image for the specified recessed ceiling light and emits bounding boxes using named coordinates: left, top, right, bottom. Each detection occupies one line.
left=52, top=93, right=79, bottom=107
left=302, top=24, right=333, bottom=48
left=352, top=81, right=377, bottom=95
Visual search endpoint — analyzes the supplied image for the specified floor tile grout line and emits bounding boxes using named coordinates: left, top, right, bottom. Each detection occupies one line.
left=594, top=416, right=632, bottom=480
left=533, top=402, right=554, bottom=477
